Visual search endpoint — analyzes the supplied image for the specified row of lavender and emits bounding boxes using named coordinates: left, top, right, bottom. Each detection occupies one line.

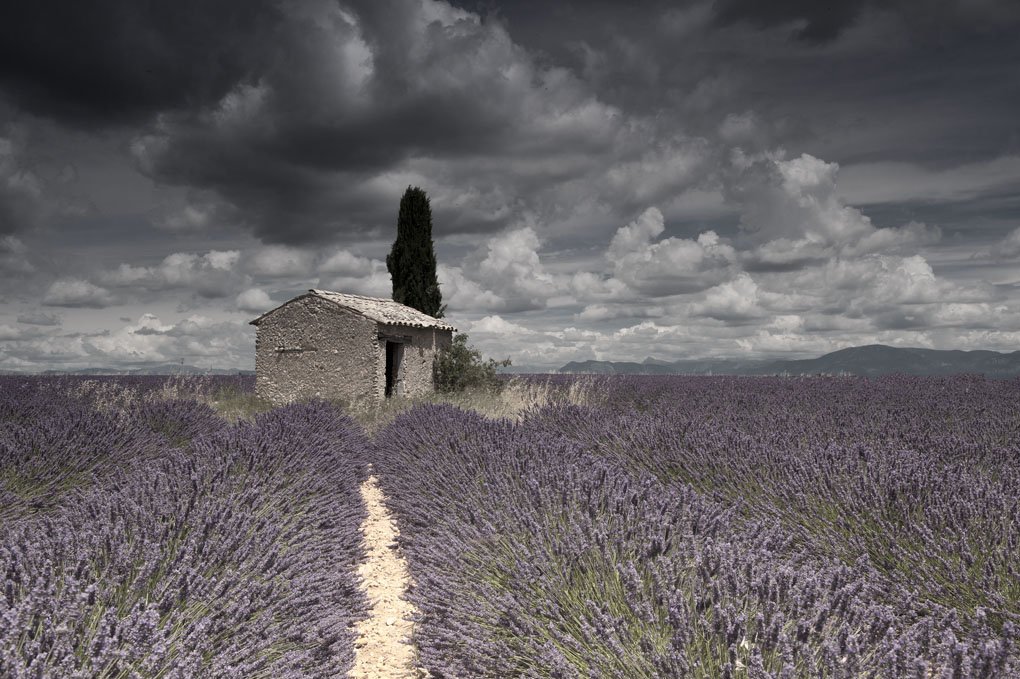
left=536, top=375, right=1020, bottom=627
left=372, top=375, right=1019, bottom=677
left=0, top=377, right=367, bottom=678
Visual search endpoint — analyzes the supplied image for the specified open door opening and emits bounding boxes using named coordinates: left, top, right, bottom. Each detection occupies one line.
left=385, top=341, right=403, bottom=397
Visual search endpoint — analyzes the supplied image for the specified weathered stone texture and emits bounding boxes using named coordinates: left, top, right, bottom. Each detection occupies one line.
left=253, top=292, right=453, bottom=406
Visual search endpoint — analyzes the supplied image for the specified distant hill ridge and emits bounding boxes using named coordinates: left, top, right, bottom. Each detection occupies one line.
left=559, top=344, right=1020, bottom=377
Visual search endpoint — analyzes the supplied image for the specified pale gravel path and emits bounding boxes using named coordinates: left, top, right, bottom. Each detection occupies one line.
left=351, top=471, right=422, bottom=678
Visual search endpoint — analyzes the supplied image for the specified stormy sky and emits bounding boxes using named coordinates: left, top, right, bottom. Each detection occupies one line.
left=1, top=0, right=1019, bottom=371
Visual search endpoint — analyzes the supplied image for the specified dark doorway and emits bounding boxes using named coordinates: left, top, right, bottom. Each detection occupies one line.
left=385, top=341, right=403, bottom=397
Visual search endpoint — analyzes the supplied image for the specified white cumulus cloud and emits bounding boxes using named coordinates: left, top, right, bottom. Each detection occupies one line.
left=607, top=207, right=738, bottom=296
left=236, top=288, right=274, bottom=313
left=728, top=151, right=940, bottom=268
left=469, top=315, right=534, bottom=336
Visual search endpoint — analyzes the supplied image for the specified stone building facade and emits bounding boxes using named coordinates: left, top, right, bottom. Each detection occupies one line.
left=250, top=289, right=456, bottom=406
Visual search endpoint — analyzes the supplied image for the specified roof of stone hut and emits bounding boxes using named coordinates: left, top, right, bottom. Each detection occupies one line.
left=249, top=289, right=457, bottom=332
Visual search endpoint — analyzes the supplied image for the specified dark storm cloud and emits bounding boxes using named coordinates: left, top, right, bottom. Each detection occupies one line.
left=710, top=0, right=873, bottom=43
left=41, top=278, right=115, bottom=308
left=1, top=0, right=1017, bottom=345
left=433, top=0, right=1020, bottom=219
left=740, top=257, right=828, bottom=274
left=0, top=188, right=39, bottom=235
left=1, top=0, right=1011, bottom=251
left=0, top=134, right=44, bottom=234
left=16, top=310, right=61, bottom=326
left=0, top=0, right=280, bottom=128
left=124, top=0, right=630, bottom=244
left=712, top=0, right=1020, bottom=44
left=461, top=1, right=1019, bottom=157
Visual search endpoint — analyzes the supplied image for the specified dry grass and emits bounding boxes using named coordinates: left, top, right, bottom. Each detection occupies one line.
left=203, top=385, right=274, bottom=422
left=69, top=375, right=213, bottom=412
left=67, top=376, right=274, bottom=422
left=344, top=376, right=608, bottom=435
left=67, top=374, right=605, bottom=435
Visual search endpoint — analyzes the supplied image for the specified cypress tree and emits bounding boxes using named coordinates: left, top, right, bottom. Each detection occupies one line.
left=387, top=186, right=444, bottom=317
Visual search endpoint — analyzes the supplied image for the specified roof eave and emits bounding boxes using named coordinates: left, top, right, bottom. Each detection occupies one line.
left=251, top=289, right=457, bottom=332
left=379, top=321, right=458, bottom=333
left=313, top=289, right=456, bottom=332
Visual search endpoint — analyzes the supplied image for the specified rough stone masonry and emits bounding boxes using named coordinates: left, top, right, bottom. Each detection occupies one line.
left=250, top=290, right=455, bottom=406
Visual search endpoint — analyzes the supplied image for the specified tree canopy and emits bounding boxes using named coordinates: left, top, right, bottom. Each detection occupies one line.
left=386, top=186, right=444, bottom=317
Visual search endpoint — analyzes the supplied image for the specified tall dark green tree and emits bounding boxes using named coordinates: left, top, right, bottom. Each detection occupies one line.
left=387, top=186, right=444, bottom=317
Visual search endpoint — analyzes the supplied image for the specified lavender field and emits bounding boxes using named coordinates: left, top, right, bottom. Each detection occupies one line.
left=2, top=374, right=1018, bottom=677
left=1, top=376, right=368, bottom=678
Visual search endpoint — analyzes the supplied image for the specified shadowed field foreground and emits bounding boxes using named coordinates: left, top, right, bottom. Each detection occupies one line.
left=1, top=374, right=1017, bottom=677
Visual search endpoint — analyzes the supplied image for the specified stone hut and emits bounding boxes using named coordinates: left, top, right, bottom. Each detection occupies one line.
left=249, top=289, right=456, bottom=405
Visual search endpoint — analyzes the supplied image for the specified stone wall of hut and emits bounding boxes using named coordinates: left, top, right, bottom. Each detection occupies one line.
left=255, top=295, right=378, bottom=405
left=254, top=294, right=453, bottom=405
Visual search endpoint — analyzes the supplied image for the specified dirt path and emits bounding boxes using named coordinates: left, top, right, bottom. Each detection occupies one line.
left=351, top=470, right=421, bottom=678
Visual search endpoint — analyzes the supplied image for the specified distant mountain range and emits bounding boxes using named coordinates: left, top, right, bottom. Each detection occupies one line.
left=559, top=345, right=1020, bottom=377
left=35, top=364, right=254, bottom=376
left=11, top=346, right=1020, bottom=378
